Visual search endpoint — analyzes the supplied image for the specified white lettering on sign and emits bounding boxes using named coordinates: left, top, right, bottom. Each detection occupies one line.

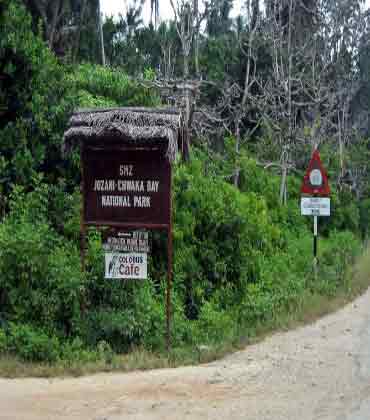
left=301, top=197, right=330, bottom=216
left=94, top=179, right=116, bottom=191
left=117, top=180, right=145, bottom=192
left=94, top=179, right=159, bottom=195
left=119, top=165, right=133, bottom=176
left=147, top=180, right=159, bottom=193
left=102, top=195, right=131, bottom=207
left=134, top=196, right=151, bottom=208
left=101, top=195, right=152, bottom=208
left=103, top=231, right=150, bottom=253
left=92, top=164, right=161, bottom=209
left=105, top=252, right=147, bottom=279
left=104, top=239, right=149, bottom=253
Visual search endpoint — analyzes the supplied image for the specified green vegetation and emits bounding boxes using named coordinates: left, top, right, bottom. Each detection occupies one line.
left=0, top=1, right=370, bottom=375
left=0, top=151, right=365, bottom=370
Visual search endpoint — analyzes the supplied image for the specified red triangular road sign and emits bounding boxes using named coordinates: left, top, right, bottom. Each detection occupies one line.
left=301, top=150, right=330, bottom=196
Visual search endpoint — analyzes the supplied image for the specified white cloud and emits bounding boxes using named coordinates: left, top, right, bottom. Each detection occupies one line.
left=101, top=0, right=243, bottom=24
left=101, top=0, right=370, bottom=25
left=101, top=0, right=169, bottom=22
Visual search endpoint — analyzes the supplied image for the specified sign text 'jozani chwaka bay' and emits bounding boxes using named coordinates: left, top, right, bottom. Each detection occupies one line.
left=83, top=148, right=171, bottom=226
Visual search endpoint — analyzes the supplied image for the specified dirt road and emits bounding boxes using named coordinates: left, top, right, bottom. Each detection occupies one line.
left=2, top=289, right=370, bottom=420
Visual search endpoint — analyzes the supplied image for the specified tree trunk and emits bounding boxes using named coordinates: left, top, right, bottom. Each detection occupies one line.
left=47, top=0, right=62, bottom=50
left=194, top=33, right=200, bottom=76
left=73, top=0, right=88, bottom=63
left=280, top=162, right=287, bottom=204
left=234, top=118, right=241, bottom=187
left=183, top=85, right=191, bottom=161
left=338, top=109, right=346, bottom=179
left=280, top=0, right=294, bottom=206
left=251, top=0, right=259, bottom=30
left=183, top=53, right=189, bottom=78
left=97, top=0, right=106, bottom=66
left=193, top=0, right=200, bottom=76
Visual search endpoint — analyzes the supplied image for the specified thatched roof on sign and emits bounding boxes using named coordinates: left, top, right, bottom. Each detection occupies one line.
left=63, top=107, right=182, bottom=162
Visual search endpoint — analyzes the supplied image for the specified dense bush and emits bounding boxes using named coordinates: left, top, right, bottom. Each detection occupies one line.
left=173, top=154, right=281, bottom=318
left=0, top=151, right=363, bottom=362
left=0, top=183, right=84, bottom=338
left=0, top=2, right=160, bottom=202
left=0, top=0, right=76, bottom=192
left=70, top=63, right=160, bottom=108
left=0, top=329, right=6, bottom=354
left=0, top=1, right=365, bottom=365
left=6, top=323, right=60, bottom=363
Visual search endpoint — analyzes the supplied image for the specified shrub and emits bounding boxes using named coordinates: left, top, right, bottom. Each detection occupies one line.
left=0, top=329, right=7, bottom=354
left=191, top=301, right=236, bottom=345
left=173, top=155, right=281, bottom=318
left=0, top=1, right=76, bottom=192
left=7, top=323, right=60, bottom=363
left=359, top=198, right=370, bottom=239
left=0, top=149, right=365, bottom=363
left=70, top=63, right=160, bottom=107
left=318, top=230, right=361, bottom=292
left=0, top=183, right=84, bottom=338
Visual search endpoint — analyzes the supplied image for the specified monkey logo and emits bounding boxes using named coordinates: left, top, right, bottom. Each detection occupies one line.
left=108, top=254, right=119, bottom=277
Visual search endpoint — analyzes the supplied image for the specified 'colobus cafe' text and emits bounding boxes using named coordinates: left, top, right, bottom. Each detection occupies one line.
left=63, top=107, right=182, bottom=351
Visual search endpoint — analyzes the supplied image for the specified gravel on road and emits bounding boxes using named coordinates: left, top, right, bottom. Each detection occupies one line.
left=2, top=288, right=370, bottom=420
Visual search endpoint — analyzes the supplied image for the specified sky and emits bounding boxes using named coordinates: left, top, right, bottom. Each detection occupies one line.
left=101, top=0, right=370, bottom=24
left=100, top=0, right=243, bottom=24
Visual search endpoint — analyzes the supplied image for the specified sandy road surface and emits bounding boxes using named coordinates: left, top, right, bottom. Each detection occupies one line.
left=2, top=289, right=370, bottom=420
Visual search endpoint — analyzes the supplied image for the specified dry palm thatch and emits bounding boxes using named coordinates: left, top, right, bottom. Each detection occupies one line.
left=63, top=107, right=183, bottom=162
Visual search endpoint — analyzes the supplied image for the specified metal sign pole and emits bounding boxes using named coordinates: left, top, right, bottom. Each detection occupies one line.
left=166, top=226, right=172, bottom=352
left=313, top=215, right=318, bottom=257
left=166, top=167, right=173, bottom=353
left=313, top=215, right=318, bottom=279
left=80, top=144, right=86, bottom=272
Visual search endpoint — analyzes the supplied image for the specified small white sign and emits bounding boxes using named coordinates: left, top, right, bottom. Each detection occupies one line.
left=105, top=252, right=147, bottom=279
left=301, top=197, right=330, bottom=216
left=103, top=230, right=150, bottom=253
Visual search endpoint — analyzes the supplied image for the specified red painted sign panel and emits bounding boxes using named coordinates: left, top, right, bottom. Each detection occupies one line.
left=83, top=147, right=171, bottom=227
left=301, top=149, right=330, bottom=196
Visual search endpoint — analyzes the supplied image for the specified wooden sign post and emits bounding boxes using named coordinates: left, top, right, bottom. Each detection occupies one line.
left=64, top=107, right=182, bottom=352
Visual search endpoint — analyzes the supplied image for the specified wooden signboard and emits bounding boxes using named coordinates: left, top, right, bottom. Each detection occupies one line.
left=66, top=108, right=181, bottom=352
left=80, top=142, right=173, bottom=350
left=83, top=147, right=171, bottom=228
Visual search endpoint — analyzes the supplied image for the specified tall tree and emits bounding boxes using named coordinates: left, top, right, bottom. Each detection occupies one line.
left=97, top=0, right=105, bottom=65
left=206, top=0, right=233, bottom=36
left=23, top=0, right=74, bottom=51
left=157, top=22, right=179, bottom=79
left=150, top=0, right=159, bottom=28
left=72, top=0, right=88, bottom=62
